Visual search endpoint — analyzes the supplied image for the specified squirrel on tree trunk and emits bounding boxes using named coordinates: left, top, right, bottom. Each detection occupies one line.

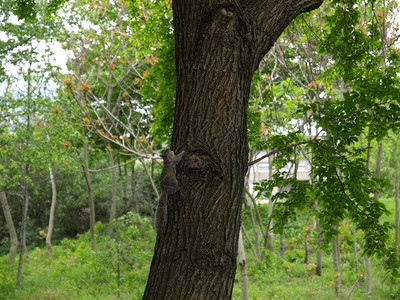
left=156, top=149, right=185, bottom=237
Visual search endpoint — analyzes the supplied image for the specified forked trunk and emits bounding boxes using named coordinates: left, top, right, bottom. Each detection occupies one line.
left=143, top=1, right=323, bottom=298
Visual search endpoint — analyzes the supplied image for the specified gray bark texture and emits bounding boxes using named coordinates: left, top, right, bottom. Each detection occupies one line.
left=81, top=134, right=96, bottom=250
left=46, top=166, right=57, bottom=259
left=238, top=230, right=249, bottom=300
left=332, top=234, right=341, bottom=297
left=107, top=148, right=118, bottom=237
left=143, top=1, right=323, bottom=299
left=0, top=190, right=19, bottom=264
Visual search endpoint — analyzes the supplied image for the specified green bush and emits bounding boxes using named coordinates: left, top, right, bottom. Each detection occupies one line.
left=0, top=213, right=155, bottom=300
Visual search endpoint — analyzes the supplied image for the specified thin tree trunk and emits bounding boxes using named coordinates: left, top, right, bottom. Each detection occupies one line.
left=245, top=187, right=266, bottom=247
left=138, top=158, right=159, bottom=226
left=266, top=154, right=274, bottom=250
left=17, top=52, right=32, bottom=286
left=241, top=225, right=258, bottom=260
left=46, top=165, right=57, bottom=258
left=279, top=232, right=286, bottom=257
left=237, top=230, right=249, bottom=300
left=120, top=159, right=129, bottom=214
left=81, top=131, right=96, bottom=250
left=332, top=234, right=341, bottom=298
left=131, top=161, right=137, bottom=213
left=107, top=148, right=118, bottom=236
left=395, top=172, right=400, bottom=260
left=0, top=190, right=19, bottom=264
left=365, top=142, right=383, bottom=297
left=315, top=216, right=322, bottom=276
left=304, top=232, right=309, bottom=264
left=244, top=195, right=261, bottom=261
left=303, top=221, right=315, bottom=264
left=139, top=158, right=159, bottom=199
left=352, top=223, right=359, bottom=275
left=16, top=173, right=29, bottom=286
left=280, top=207, right=287, bottom=258
left=364, top=252, right=372, bottom=298
left=314, top=202, right=323, bottom=276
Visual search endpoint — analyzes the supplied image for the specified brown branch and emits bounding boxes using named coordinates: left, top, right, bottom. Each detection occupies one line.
left=248, top=136, right=320, bottom=166
left=0, top=34, right=35, bottom=55
left=88, top=157, right=138, bottom=172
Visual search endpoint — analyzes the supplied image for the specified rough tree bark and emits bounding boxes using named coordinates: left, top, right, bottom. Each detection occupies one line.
left=143, top=1, right=323, bottom=299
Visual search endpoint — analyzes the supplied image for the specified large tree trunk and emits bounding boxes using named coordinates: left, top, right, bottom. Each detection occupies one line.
left=143, top=1, right=323, bottom=298
left=0, top=190, right=19, bottom=264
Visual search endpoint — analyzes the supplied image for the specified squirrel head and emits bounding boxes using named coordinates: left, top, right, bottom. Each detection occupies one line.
left=160, top=149, right=184, bottom=166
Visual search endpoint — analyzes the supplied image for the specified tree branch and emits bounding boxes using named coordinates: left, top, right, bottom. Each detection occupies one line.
left=0, top=34, right=35, bottom=55
left=248, top=136, right=320, bottom=166
left=88, top=157, right=139, bottom=172
left=243, top=0, right=324, bottom=67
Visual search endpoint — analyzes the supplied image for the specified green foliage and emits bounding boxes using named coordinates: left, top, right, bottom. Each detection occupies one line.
left=236, top=198, right=400, bottom=299
left=13, top=0, right=66, bottom=20
left=1, top=0, right=399, bottom=296
left=250, top=0, right=400, bottom=281
left=0, top=0, right=63, bottom=81
left=129, top=0, right=175, bottom=144
left=0, top=213, right=154, bottom=299
left=2, top=203, right=399, bottom=299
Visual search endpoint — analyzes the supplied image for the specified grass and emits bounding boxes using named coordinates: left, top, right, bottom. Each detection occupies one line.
left=380, top=197, right=397, bottom=224
left=232, top=251, right=397, bottom=300
left=2, top=246, right=396, bottom=299
left=0, top=240, right=151, bottom=299
left=1, top=201, right=399, bottom=299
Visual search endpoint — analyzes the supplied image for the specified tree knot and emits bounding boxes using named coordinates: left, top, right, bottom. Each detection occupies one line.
left=219, top=7, right=234, bottom=17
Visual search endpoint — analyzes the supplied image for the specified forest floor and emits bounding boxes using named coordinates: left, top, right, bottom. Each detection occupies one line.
left=1, top=198, right=398, bottom=299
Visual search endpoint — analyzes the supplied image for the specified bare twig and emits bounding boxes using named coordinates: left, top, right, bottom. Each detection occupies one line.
left=88, top=157, right=139, bottom=172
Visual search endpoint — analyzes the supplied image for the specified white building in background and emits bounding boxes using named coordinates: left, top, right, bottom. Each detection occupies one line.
left=248, top=151, right=311, bottom=202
